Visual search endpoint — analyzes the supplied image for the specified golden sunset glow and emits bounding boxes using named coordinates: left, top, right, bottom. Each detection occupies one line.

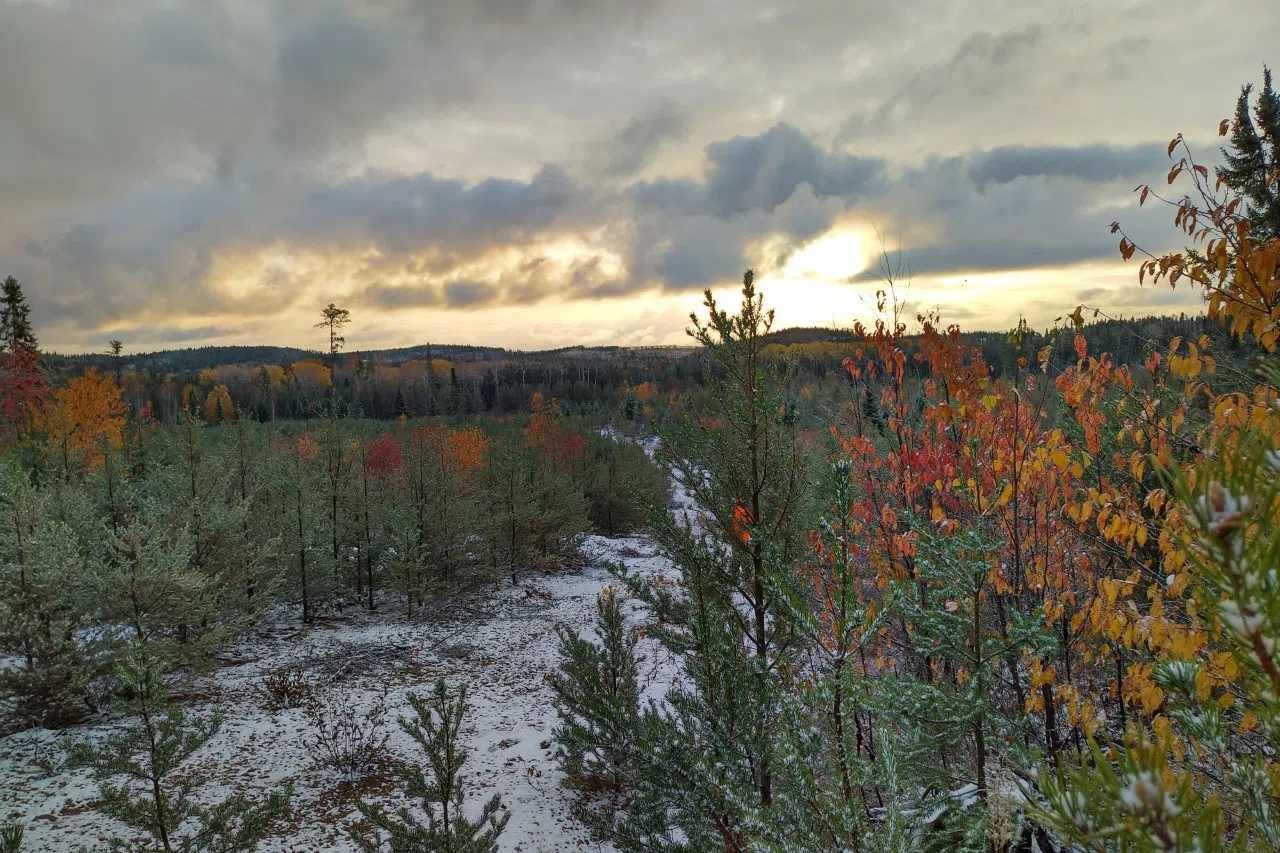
left=781, top=229, right=870, bottom=283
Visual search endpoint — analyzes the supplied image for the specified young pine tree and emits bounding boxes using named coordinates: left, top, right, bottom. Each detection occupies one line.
left=582, top=434, right=667, bottom=537
left=762, top=459, right=878, bottom=850
left=350, top=680, right=509, bottom=853
left=0, top=459, right=104, bottom=727
left=69, top=641, right=290, bottom=853
left=598, top=271, right=808, bottom=849
left=274, top=432, right=331, bottom=623
left=316, top=422, right=356, bottom=602
left=92, top=502, right=210, bottom=668
left=480, top=439, right=587, bottom=583
left=145, top=418, right=276, bottom=651
left=550, top=587, right=642, bottom=792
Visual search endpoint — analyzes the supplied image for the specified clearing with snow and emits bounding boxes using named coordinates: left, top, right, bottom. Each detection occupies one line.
left=0, top=470, right=696, bottom=852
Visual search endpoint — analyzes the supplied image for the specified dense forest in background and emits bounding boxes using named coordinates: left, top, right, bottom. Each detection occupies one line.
left=25, top=311, right=1252, bottom=427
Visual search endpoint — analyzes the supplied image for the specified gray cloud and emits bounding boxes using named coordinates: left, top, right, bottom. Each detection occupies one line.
left=443, top=280, right=498, bottom=308
left=704, top=123, right=884, bottom=217
left=590, top=103, right=692, bottom=178
left=966, top=143, right=1166, bottom=188
left=293, top=165, right=577, bottom=255
left=0, top=119, right=1193, bottom=332
left=839, top=23, right=1048, bottom=145
left=362, top=283, right=442, bottom=310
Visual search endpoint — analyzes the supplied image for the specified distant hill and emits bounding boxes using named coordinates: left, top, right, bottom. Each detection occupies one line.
left=42, top=340, right=698, bottom=375
left=44, top=345, right=317, bottom=375
left=43, top=315, right=1230, bottom=378
left=763, top=326, right=859, bottom=345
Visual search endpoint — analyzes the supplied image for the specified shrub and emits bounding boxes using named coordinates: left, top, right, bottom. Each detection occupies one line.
left=303, top=687, right=389, bottom=779
left=255, top=667, right=314, bottom=712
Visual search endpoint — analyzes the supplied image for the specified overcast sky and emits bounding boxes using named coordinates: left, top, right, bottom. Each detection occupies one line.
left=2, top=0, right=1274, bottom=353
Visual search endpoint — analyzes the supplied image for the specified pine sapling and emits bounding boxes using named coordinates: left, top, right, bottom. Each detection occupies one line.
left=0, top=822, right=21, bottom=853
left=68, top=642, right=290, bottom=853
left=549, top=586, right=642, bottom=791
left=350, top=680, right=509, bottom=853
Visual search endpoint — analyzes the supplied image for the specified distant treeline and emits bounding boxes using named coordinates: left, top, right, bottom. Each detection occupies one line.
left=35, top=313, right=1251, bottom=425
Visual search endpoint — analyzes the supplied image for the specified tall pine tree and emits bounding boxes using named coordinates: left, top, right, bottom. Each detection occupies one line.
left=0, top=277, right=37, bottom=352
left=1220, top=67, right=1280, bottom=241
left=597, top=271, right=807, bottom=849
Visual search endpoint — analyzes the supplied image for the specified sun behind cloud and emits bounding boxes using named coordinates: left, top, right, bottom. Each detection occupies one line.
left=781, top=229, right=870, bottom=282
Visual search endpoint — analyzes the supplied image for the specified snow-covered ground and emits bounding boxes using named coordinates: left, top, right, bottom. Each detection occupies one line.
left=0, top=466, right=699, bottom=852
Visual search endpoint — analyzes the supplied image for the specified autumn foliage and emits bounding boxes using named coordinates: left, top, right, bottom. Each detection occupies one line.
left=550, top=81, right=1280, bottom=849
left=204, top=384, right=235, bottom=425
left=794, top=109, right=1280, bottom=846
left=38, top=368, right=127, bottom=474
left=361, top=431, right=403, bottom=478
left=0, top=344, right=48, bottom=445
left=524, top=398, right=587, bottom=472
left=446, top=425, right=490, bottom=474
